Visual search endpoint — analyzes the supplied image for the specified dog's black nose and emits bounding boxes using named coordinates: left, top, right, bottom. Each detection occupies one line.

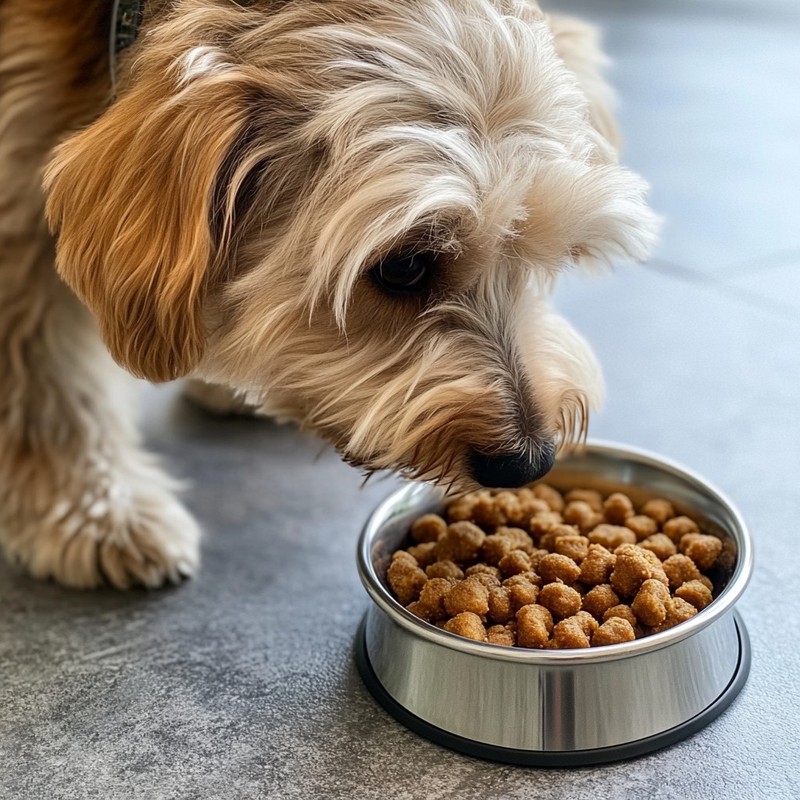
left=469, top=444, right=556, bottom=488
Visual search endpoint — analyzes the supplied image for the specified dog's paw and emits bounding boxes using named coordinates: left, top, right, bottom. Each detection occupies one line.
left=3, top=469, right=201, bottom=590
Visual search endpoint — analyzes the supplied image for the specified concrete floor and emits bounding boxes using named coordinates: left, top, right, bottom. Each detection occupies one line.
left=2, top=1, right=799, bottom=798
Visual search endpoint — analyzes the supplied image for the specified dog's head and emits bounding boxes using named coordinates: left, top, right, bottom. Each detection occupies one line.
left=46, top=0, right=658, bottom=489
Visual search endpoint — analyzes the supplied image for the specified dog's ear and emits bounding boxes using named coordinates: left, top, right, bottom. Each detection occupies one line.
left=45, top=65, right=255, bottom=382
left=546, top=13, right=620, bottom=154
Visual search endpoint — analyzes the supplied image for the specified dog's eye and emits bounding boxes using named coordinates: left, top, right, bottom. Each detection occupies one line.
left=371, top=252, right=433, bottom=293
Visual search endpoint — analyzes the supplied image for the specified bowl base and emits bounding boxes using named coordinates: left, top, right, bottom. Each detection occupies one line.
left=355, top=611, right=751, bottom=767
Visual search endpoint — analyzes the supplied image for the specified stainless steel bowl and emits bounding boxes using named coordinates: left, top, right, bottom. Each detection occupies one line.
left=355, top=441, right=752, bottom=766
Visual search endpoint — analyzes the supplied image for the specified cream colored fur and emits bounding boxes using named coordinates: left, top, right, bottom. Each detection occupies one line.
left=1, top=0, right=658, bottom=589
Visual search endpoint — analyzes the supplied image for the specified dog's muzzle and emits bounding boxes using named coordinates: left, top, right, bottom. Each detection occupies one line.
left=469, top=442, right=555, bottom=489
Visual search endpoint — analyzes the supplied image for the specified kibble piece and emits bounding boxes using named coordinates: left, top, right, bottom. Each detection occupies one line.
left=554, top=534, right=590, bottom=564
left=480, top=533, right=514, bottom=565
left=631, top=579, right=672, bottom=627
left=503, top=571, right=543, bottom=589
left=588, top=524, right=637, bottom=550
left=466, top=571, right=501, bottom=589
left=638, top=547, right=670, bottom=587
left=610, top=544, right=652, bottom=598
left=488, top=585, right=514, bottom=624
left=468, top=493, right=507, bottom=529
left=625, top=514, right=659, bottom=541
left=679, top=533, right=723, bottom=571
left=446, top=494, right=479, bottom=522
left=531, top=484, right=565, bottom=512
left=602, top=604, right=638, bottom=628
left=552, top=618, right=591, bottom=649
left=582, top=584, right=621, bottom=620
left=650, top=597, right=698, bottom=633
left=662, top=554, right=703, bottom=590
left=486, top=624, right=516, bottom=647
left=538, top=553, right=581, bottom=584
left=410, top=514, right=448, bottom=544
left=494, top=492, right=525, bottom=525
left=443, top=612, right=487, bottom=641
left=675, top=579, right=714, bottom=610
left=603, top=492, right=635, bottom=525
left=592, top=617, right=636, bottom=646
left=406, top=601, right=433, bottom=620
left=444, top=577, right=490, bottom=617
left=436, top=521, right=486, bottom=564
left=465, top=563, right=502, bottom=582
left=642, top=498, right=675, bottom=525
left=516, top=604, right=554, bottom=648
left=425, top=560, right=464, bottom=581
left=407, top=541, right=438, bottom=568
left=516, top=489, right=552, bottom=520
left=537, top=523, right=578, bottom=552
left=563, top=501, right=603, bottom=534
left=416, top=578, right=455, bottom=621
left=639, top=533, right=677, bottom=561
left=387, top=552, right=428, bottom=605
left=508, top=581, right=540, bottom=612
left=663, top=515, right=699, bottom=543
left=495, top=526, right=534, bottom=554
left=529, top=511, right=564, bottom=538
left=579, top=544, right=617, bottom=586
left=564, top=488, right=603, bottom=512
left=538, top=582, right=582, bottom=619
left=498, top=549, right=533, bottom=578
left=573, top=609, right=600, bottom=637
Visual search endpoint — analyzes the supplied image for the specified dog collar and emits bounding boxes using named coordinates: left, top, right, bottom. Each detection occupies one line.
left=109, top=0, right=143, bottom=92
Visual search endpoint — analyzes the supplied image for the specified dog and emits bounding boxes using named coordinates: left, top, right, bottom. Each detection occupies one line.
left=0, top=0, right=658, bottom=590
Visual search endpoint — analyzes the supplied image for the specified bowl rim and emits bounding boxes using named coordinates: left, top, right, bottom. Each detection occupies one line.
left=357, top=439, right=753, bottom=664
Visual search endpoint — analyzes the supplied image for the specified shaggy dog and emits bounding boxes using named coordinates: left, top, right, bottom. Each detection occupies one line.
left=0, top=0, right=658, bottom=589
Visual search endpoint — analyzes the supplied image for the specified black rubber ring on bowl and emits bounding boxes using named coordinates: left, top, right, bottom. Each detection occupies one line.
left=354, top=610, right=751, bottom=767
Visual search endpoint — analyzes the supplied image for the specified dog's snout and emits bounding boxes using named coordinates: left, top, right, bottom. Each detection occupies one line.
left=468, top=443, right=555, bottom=489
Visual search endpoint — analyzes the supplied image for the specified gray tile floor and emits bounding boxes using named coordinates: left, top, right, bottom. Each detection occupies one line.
left=2, top=2, right=799, bottom=798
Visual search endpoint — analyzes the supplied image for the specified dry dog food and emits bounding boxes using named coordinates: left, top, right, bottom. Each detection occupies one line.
left=386, top=484, right=725, bottom=649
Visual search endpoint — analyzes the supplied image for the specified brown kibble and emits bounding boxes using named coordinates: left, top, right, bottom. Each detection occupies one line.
left=480, top=533, right=514, bottom=565
left=650, top=597, right=698, bottom=633
left=486, top=624, right=516, bottom=647
left=582, top=584, right=621, bottom=620
left=488, top=586, right=514, bottom=624
left=563, top=501, right=604, bottom=534
left=602, top=604, right=638, bottom=628
left=466, top=571, right=501, bottom=589
left=538, top=553, right=581, bottom=584
left=588, top=524, right=637, bottom=550
left=470, top=494, right=507, bottom=529
left=631, top=579, right=672, bottom=626
left=625, top=514, right=659, bottom=541
left=554, top=534, right=590, bottom=564
left=443, top=612, right=486, bottom=641
left=610, top=544, right=652, bottom=598
left=493, top=492, right=525, bottom=525
left=603, top=492, right=635, bottom=525
left=410, top=514, right=447, bottom=543
left=416, top=578, right=455, bottom=621
left=663, top=515, right=700, bottom=543
left=508, top=581, right=540, bottom=612
left=662, top=554, right=703, bottom=590
left=425, top=560, right=464, bottom=581
left=444, top=577, right=490, bottom=617
left=465, top=563, right=501, bottom=581
left=579, top=543, right=617, bottom=586
left=516, top=489, right=551, bottom=520
left=495, top=526, right=534, bottom=553
left=445, top=493, right=480, bottom=523
left=675, top=579, right=714, bottom=610
left=641, top=498, right=675, bottom=525
left=531, top=484, right=565, bottom=512
left=592, top=617, right=636, bottom=646
left=407, top=541, right=438, bottom=568
left=529, top=511, right=564, bottom=538
left=387, top=552, right=428, bottom=605
left=552, top=618, right=591, bottom=648
left=436, top=521, right=486, bottom=563
left=538, top=582, right=582, bottom=619
left=639, top=533, right=677, bottom=561
left=498, top=549, right=533, bottom=578
left=564, top=488, right=603, bottom=512
left=679, top=533, right=723, bottom=571
left=516, top=604, right=553, bottom=648
left=503, top=571, right=543, bottom=589
left=638, top=547, right=670, bottom=587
